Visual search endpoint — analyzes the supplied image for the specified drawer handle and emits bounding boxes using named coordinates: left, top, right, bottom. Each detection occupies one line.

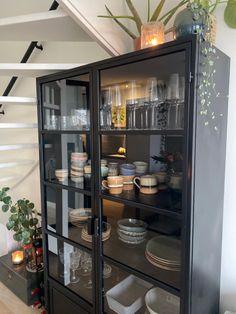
left=7, top=272, right=12, bottom=280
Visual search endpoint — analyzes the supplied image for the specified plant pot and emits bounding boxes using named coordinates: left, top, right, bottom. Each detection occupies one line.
left=133, top=37, right=141, bottom=51
left=173, top=8, right=216, bottom=43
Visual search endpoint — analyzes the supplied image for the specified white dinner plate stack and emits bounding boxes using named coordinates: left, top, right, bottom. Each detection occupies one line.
left=117, top=218, right=147, bottom=245
left=69, top=208, right=92, bottom=228
left=145, top=235, right=181, bottom=271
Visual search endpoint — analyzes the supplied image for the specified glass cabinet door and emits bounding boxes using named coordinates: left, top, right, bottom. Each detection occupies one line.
left=40, top=73, right=95, bottom=309
left=98, top=50, right=187, bottom=313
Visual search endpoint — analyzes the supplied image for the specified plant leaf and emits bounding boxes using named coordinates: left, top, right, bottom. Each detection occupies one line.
left=126, top=0, right=143, bottom=34
left=10, top=206, right=17, bottom=213
left=13, top=233, right=23, bottom=242
left=99, top=5, right=137, bottom=39
left=150, top=0, right=166, bottom=22
left=148, top=0, right=150, bottom=21
left=2, top=204, right=9, bottom=212
left=159, top=0, right=188, bottom=26
left=6, top=221, right=14, bottom=230
left=224, top=0, right=236, bottom=28
left=2, top=196, right=11, bottom=205
left=28, top=202, right=34, bottom=209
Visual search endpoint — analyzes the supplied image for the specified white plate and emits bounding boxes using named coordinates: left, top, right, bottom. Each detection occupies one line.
left=146, top=236, right=181, bottom=264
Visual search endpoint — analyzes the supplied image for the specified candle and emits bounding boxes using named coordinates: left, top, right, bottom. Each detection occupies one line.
left=141, top=22, right=165, bottom=49
left=11, top=250, right=24, bottom=265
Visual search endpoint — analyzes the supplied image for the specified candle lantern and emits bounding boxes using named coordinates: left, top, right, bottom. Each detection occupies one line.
left=141, top=22, right=165, bottom=49
left=11, top=250, right=24, bottom=265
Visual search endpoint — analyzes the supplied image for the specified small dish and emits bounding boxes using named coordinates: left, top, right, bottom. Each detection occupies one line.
left=118, top=219, right=147, bottom=233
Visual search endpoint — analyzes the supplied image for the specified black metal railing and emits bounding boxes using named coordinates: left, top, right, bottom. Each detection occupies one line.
left=0, top=0, right=59, bottom=115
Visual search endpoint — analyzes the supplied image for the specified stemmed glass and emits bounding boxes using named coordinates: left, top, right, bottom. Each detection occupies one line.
left=80, top=252, right=91, bottom=276
left=83, top=257, right=93, bottom=289
left=70, top=250, right=81, bottom=284
left=59, top=247, right=71, bottom=278
left=126, top=80, right=138, bottom=129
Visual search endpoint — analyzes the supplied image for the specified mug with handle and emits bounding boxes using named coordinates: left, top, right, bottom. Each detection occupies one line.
left=102, top=176, right=123, bottom=195
left=133, top=175, right=158, bottom=194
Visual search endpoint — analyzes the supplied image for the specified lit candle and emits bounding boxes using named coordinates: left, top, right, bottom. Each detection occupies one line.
left=11, top=250, right=24, bottom=265
left=141, top=22, right=165, bottom=49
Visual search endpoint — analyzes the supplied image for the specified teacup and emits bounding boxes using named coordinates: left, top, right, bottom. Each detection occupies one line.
left=133, top=161, right=148, bottom=175
left=84, top=165, right=92, bottom=177
left=102, top=176, right=123, bottom=195
left=154, top=171, right=167, bottom=183
left=120, top=164, right=136, bottom=176
left=168, top=172, right=182, bottom=190
left=122, top=175, right=134, bottom=191
left=101, top=165, right=109, bottom=177
left=133, top=175, right=158, bottom=194
left=55, top=169, right=68, bottom=182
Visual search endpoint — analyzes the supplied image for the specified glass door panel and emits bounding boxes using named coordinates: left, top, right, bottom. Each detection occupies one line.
left=99, top=51, right=186, bottom=131
left=103, top=262, right=180, bottom=314
left=43, top=133, right=91, bottom=190
left=100, top=134, right=183, bottom=213
left=45, top=186, right=92, bottom=249
left=102, top=200, right=181, bottom=289
left=47, top=235, right=93, bottom=304
left=42, top=74, right=90, bottom=131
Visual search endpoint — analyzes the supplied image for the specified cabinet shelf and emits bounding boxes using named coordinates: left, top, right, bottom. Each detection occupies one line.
left=42, top=130, right=90, bottom=135
left=99, top=129, right=184, bottom=136
left=44, top=179, right=92, bottom=195
left=103, top=222, right=181, bottom=292
left=101, top=189, right=182, bottom=220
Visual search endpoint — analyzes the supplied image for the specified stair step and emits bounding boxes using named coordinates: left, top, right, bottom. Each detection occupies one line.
left=0, top=63, right=84, bottom=77
left=0, top=160, right=35, bottom=169
left=0, top=144, right=38, bottom=151
left=0, top=123, right=38, bottom=129
left=0, top=96, right=36, bottom=105
left=0, top=9, right=93, bottom=42
left=0, top=175, right=21, bottom=183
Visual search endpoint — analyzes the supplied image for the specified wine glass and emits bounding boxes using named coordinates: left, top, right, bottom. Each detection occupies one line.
left=59, top=247, right=71, bottom=278
left=83, top=257, right=93, bottom=289
left=80, top=252, right=91, bottom=276
left=101, top=87, right=112, bottom=129
left=70, top=251, right=81, bottom=284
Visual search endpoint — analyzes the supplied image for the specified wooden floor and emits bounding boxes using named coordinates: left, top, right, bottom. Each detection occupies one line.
left=0, top=282, right=38, bottom=314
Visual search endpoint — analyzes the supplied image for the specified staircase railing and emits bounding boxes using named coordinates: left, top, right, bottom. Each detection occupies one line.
left=0, top=0, right=59, bottom=115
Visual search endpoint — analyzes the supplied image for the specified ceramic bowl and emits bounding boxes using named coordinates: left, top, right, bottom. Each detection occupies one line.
left=133, top=161, right=148, bottom=175
left=120, top=163, right=136, bottom=176
left=145, top=287, right=180, bottom=314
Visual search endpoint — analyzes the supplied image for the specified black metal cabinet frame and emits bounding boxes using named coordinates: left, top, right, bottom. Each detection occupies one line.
left=36, top=35, right=230, bottom=314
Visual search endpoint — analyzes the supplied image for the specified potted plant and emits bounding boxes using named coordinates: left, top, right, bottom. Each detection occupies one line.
left=99, top=0, right=236, bottom=47
left=0, top=187, right=41, bottom=270
left=98, top=0, right=188, bottom=48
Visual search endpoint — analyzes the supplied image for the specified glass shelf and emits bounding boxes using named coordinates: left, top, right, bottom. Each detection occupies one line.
left=101, top=188, right=182, bottom=219
left=45, top=178, right=92, bottom=194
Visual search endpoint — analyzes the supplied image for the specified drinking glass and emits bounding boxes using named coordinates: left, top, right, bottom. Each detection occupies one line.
left=145, top=77, right=158, bottom=129
left=80, top=252, right=91, bottom=276
left=83, top=257, right=93, bottom=289
left=101, top=87, right=112, bottom=129
left=113, top=85, right=125, bottom=129
left=70, top=251, right=81, bottom=284
left=166, top=73, right=180, bottom=129
left=60, top=116, right=71, bottom=130
left=59, top=247, right=71, bottom=277
left=126, top=80, right=138, bottom=130
left=50, top=115, right=59, bottom=130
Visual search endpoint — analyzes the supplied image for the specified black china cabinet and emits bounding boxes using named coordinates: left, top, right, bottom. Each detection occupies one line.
left=36, top=36, right=230, bottom=314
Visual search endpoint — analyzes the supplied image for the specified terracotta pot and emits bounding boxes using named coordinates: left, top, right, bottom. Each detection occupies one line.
left=133, top=37, right=141, bottom=51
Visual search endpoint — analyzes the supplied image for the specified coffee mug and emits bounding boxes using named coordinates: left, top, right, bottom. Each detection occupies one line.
left=168, top=172, right=182, bottom=190
left=122, top=175, right=134, bottom=191
left=154, top=171, right=167, bottom=183
left=133, top=175, right=158, bottom=194
left=102, top=176, right=123, bottom=195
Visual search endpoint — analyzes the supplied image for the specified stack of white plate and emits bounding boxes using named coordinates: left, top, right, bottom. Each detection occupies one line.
left=117, top=218, right=147, bottom=245
left=145, top=236, right=181, bottom=271
left=69, top=208, right=92, bottom=227
left=81, top=222, right=111, bottom=243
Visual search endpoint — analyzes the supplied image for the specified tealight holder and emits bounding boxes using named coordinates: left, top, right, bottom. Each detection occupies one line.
left=11, top=250, right=24, bottom=265
left=141, top=22, right=165, bottom=49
